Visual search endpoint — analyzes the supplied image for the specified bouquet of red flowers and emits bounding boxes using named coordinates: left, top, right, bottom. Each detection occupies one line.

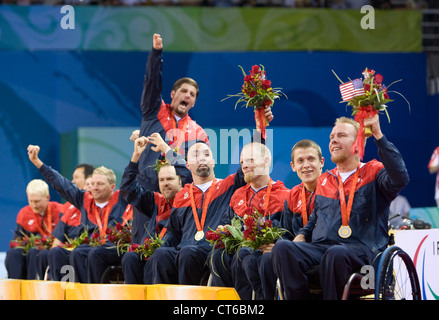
left=206, top=216, right=244, bottom=254
left=62, top=229, right=90, bottom=250
left=241, top=207, right=286, bottom=251
left=222, top=65, right=286, bottom=139
left=62, top=228, right=104, bottom=250
left=9, top=235, right=32, bottom=253
left=127, top=235, right=164, bottom=261
left=334, top=68, right=409, bottom=160
left=9, top=234, right=55, bottom=253
left=106, top=222, right=132, bottom=256
left=32, top=235, right=55, bottom=250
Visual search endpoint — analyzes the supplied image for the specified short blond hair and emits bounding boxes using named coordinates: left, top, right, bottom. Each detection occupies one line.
left=26, top=179, right=49, bottom=197
left=93, top=166, right=116, bottom=185
left=335, top=117, right=360, bottom=134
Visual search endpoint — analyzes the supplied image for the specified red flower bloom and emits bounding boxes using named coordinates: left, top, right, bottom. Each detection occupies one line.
left=206, top=230, right=215, bottom=241
left=9, top=240, right=19, bottom=248
left=262, top=80, right=271, bottom=90
left=115, top=223, right=124, bottom=231
left=251, top=65, right=260, bottom=75
left=244, top=75, right=252, bottom=82
left=374, top=74, right=383, bottom=84
left=215, top=239, right=225, bottom=249
left=128, top=243, right=139, bottom=252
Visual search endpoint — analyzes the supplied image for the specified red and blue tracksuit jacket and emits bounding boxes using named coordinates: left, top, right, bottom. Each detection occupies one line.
left=14, top=202, right=64, bottom=238
left=137, top=47, right=209, bottom=191
left=38, top=164, right=131, bottom=242
left=120, top=161, right=173, bottom=245
left=300, top=135, right=409, bottom=254
left=222, top=180, right=290, bottom=226
left=279, top=183, right=316, bottom=240
left=163, top=169, right=246, bottom=250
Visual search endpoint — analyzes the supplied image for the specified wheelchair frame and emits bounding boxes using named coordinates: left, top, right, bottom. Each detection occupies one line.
left=277, top=245, right=421, bottom=300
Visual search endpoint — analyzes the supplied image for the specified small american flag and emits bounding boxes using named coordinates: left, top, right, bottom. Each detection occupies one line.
left=339, top=79, right=365, bottom=101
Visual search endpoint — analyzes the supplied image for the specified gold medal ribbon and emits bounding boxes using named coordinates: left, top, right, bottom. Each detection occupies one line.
left=337, top=164, right=360, bottom=228
left=189, top=179, right=217, bottom=236
left=300, top=185, right=309, bottom=226
left=93, top=205, right=111, bottom=238
left=35, top=204, right=52, bottom=236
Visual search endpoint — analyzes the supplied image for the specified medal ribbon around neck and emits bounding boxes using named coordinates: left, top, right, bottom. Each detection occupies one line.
left=300, top=185, right=309, bottom=226
left=337, top=164, right=360, bottom=228
left=245, top=179, right=272, bottom=215
left=93, top=205, right=111, bottom=237
left=262, top=179, right=273, bottom=212
left=189, top=179, right=217, bottom=236
left=35, top=205, right=52, bottom=236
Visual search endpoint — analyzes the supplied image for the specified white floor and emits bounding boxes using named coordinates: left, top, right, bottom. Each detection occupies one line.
left=0, top=253, right=7, bottom=279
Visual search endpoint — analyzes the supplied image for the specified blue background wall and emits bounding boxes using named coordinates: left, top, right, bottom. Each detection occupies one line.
left=1, top=48, right=437, bottom=251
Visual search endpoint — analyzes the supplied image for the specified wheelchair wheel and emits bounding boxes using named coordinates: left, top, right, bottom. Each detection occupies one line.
left=375, top=246, right=421, bottom=300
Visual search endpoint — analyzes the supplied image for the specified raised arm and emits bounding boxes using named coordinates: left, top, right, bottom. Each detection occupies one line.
left=27, top=145, right=84, bottom=208
left=120, top=137, right=157, bottom=217
left=364, top=115, right=409, bottom=199
left=140, top=33, right=165, bottom=120
left=146, top=132, right=193, bottom=186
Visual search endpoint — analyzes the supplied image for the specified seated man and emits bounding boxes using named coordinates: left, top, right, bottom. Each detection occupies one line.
left=144, top=141, right=247, bottom=285
left=27, top=145, right=131, bottom=283
left=35, top=163, right=94, bottom=280
left=209, top=142, right=290, bottom=300
left=272, top=115, right=409, bottom=300
left=87, top=136, right=182, bottom=283
left=247, top=139, right=324, bottom=299
left=5, top=179, right=64, bottom=279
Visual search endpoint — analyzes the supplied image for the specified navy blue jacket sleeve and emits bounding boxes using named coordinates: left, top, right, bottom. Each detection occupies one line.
left=164, top=149, right=193, bottom=186
left=140, top=48, right=163, bottom=120
left=52, top=220, right=67, bottom=242
left=221, top=206, right=235, bottom=226
left=13, top=224, right=27, bottom=238
left=38, top=164, right=85, bottom=209
left=161, top=208, right=182, bottom=249
left=375, top=135, right=410, bottom=202
left=119, top=161, right=156, bottom=218
left=279, top=200, right=296, bottom=241
left=298, top=208, right=317, bottom=242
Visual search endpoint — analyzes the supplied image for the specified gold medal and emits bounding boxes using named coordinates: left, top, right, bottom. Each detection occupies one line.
left=338, top=225, right=352, bottom=239
left=190, top=180, right=216, bottom=243
left=194, top=230, right=204, bottom=241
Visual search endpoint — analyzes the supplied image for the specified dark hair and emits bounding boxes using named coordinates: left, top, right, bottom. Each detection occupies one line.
left=158, top=163, right=182, bottom=187
left=76, top=163, right=95, bottom=179
left=172, top=77, right=199, bottom=98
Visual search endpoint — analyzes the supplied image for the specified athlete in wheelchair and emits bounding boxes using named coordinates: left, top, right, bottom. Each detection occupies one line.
left=272, top=116, right=420, bottom=300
